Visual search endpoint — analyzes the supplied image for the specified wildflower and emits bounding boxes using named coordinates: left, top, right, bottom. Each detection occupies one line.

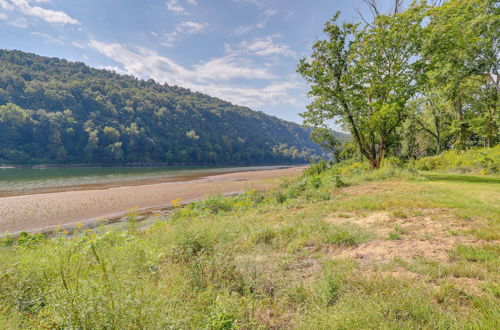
left=171, top=198, right=182, bottom=208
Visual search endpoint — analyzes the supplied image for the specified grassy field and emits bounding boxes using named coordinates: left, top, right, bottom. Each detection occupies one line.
left=0, top=160, right=499, bottom=328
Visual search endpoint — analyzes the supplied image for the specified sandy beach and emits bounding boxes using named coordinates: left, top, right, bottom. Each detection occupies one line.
left=0, top=166, right=305, bottom=234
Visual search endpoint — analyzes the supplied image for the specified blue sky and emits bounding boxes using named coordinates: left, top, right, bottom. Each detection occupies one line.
left=0, top=0, right=381, bottom=123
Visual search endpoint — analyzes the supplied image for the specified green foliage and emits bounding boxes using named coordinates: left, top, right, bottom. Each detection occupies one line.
left=205, top=298, right=236, bottom=329
left=303, top=159, right=331, bottom=176
left=322, top=223, right=371, bottom=247
left=309, top=127, right=343, bottom=159
left=0, top=50, right=323, bottom=165
left=415, top=146, right=500, bottom=174
left=298, top=5, right=426, bottom=168
left=301, top=0, right=498, bottom=165
left=11, top=232, right=45, bottom=247
left=188, top=195, right=234, bottom=215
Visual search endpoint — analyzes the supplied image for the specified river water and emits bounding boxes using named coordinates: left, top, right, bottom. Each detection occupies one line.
left=0, top=165, right=292, bottom=197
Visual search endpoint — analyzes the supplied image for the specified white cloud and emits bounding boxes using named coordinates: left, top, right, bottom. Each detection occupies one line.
left=193, top=55, right=276, bottom=80
left=234, top=7, right=278, bottom=35
left=0, top=12, right=7, bottom=19
left=166, top=0, right=185, bottom=14
left=166, top=0, right=198, bottom=14
left=96, top=65, right=130, bottom=75
left=177, top=21, right=207, bottom=34
left=31, top=31, right=65, bottom=44
left=88, top=40, right=302, bottom=108
left=238, top=35, right=295, bottom=57
left=71, top=41, right=86, bottom=48
left=163, top=20, right=208, bottom=47
left=0, top=0, right=13, bottom=10
left=257, top=9, right=277, bottom=27
left=234, top=25, right=253, bottom=35
left=9, top=16, right=28, bottom=27
left=2, top=0, right=79, bottom=25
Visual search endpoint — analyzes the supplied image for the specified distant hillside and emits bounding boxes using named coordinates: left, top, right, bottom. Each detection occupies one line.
left=0, top=49, right=327, bottom=165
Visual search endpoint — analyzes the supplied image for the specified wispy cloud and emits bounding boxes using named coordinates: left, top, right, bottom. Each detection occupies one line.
left=71, top=41, right=86, bottom=49
left=96, top=65, right=129, bottom=75
left=1, top=0, right=79, bottom=25
left=13, top=0, right=78, bottom=24
left=163, top=20, right=208, bottom=47
left=9, top=16, right=28, bottom=27
left=88, top=40, right=302, bottom=108
left=0, top=0, right=14, bottom=10
left=31, top=31, right=65, bottom=44
left=165, top=0, right=198, bottom=15
left=236, top=35, right=295, bottom=57
left=234, top=8, right=278, bottom=35
left=166, top=0, right=185, bottom=14
left=224, top=35, right=295, bottom=58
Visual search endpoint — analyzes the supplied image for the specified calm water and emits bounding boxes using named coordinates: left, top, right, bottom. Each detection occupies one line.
left=0, top=165, right=291, bottom=197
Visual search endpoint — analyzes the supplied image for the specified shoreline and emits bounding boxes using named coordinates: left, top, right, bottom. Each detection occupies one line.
left=0, top=164, right=296, bottom=198
left=0, top=162, right=308, bottom=169
left=0, top=166, right=305, bottom=235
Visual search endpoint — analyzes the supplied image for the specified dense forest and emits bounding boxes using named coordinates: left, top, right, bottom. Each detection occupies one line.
left=299, top=0, right=498, bottom=168
left=0, top=50, right=325, bottom=165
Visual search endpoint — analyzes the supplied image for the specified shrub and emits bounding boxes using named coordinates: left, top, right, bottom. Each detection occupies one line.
left=14, top=232, right=45, bottom=247
left=330, top=170, right=346, bottom=188
left=415, top=146, right=500, bottom=174
left=190, top=195, right=233, bottom=214
left=304, top=159, right=331, bottom=176
left=308, top=175, right=322, bottom=188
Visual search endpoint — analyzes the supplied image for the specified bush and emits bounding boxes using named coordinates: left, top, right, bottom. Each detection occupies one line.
left=415, top=146, right=500, bottom=174
left=189, top=195, right=234, bottom=214
left=304, top=159, right=331, bottom=176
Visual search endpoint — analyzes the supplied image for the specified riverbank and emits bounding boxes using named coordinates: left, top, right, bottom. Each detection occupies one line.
left=0, top=166, right=305, bottom=234
left=1, top=162, right=498, bottom=328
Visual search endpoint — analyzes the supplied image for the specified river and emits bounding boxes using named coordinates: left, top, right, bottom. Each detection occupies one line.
left=0, top=165, right=293, bottom=197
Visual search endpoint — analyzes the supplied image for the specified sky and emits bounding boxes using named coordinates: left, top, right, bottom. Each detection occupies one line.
left=0, top=0, right=382, bottom=124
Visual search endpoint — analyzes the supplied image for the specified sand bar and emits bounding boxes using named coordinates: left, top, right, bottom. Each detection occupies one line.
left=0, top=166, right=305, bottom=234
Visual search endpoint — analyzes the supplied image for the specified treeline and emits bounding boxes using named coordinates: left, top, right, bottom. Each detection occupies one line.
left=299, top=0, right=498, bottom=168
left=0, top=50, right=324, bottom=165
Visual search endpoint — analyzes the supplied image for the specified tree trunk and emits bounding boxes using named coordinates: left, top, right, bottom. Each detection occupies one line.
left=368, top=157, right=380, bottom=169
left=487, top=107, right=494, bottom=148
left=456, top=95, right=466, bottom=150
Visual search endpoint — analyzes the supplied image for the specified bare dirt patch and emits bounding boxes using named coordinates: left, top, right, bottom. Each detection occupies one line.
left=236, top=252, right=321, bottom=282
left=336, top=182, right=392, bottom=196
left=327, top=210, right=479, bottom=265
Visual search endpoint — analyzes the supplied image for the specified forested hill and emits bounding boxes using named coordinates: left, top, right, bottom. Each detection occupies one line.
left=0, top=49, right=324, bottom=165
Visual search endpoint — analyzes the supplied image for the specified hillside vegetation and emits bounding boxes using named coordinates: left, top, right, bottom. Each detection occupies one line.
left=0, top=50, right=324, bottom=165
left=1, top=149, right=499, bottom=328
left=415, top=146, right=500, bottom=174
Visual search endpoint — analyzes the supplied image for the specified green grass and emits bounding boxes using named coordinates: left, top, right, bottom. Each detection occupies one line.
left=423, top=172, right=500, bottom=184
left=0, top=154, right=499, bottom=328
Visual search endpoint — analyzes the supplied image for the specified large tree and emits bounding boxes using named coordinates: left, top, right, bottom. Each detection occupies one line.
left=298, top=4, right=425, bottom=168
left=423, top=0, right=499, bottom=149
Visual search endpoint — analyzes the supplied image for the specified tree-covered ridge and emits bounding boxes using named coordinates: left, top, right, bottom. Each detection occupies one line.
left=0, top=49, right=324, bottom=165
